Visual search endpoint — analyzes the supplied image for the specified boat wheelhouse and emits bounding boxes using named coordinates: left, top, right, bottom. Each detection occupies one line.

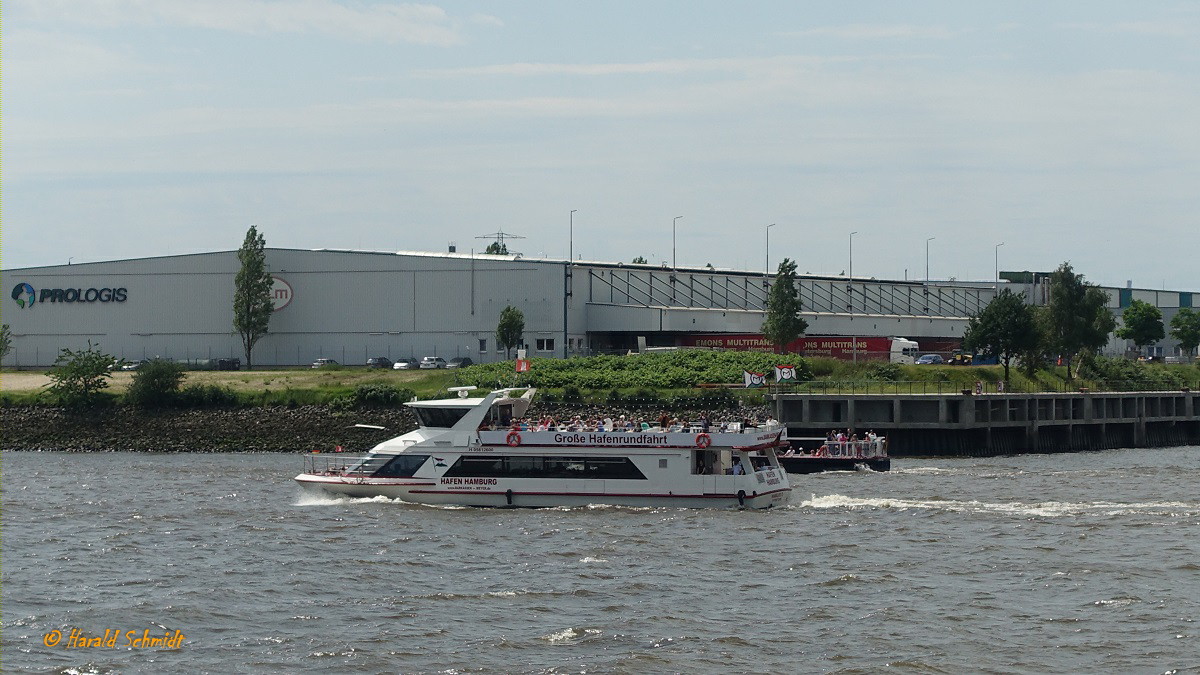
left=295, top=387, right=792, bottom=509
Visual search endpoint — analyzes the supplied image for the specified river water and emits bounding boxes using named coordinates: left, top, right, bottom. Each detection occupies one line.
left=3, top=447, right=1200, bottom=674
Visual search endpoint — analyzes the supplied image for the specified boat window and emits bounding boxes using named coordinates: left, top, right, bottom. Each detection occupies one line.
left=374, top=454, right=430, bottom=477
left=486, top=404, right=514, bottom=429
left=443, top=456, right=647, bottom=480
left=414, top=407, right=470, bottom=428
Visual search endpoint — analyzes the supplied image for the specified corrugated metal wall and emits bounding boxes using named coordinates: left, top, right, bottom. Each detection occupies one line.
left=3, top=249, right=1193, bottom=367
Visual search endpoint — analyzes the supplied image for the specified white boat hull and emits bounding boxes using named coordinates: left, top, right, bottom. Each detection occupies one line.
left=295, top=474, right=791, bottom=509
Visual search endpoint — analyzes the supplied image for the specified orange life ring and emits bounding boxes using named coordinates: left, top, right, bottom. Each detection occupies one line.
left=695, top=433, right=712, bottom=449
left=506, top=431, right=521, bottom=447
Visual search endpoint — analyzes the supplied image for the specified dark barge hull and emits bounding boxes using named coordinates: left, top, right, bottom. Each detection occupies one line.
left=778, top=457, right=890, bottom=474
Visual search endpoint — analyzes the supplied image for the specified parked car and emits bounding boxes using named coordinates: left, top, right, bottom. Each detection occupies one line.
left=915, top=354, right=944, bottom=365
left=311, top=358, right=339, bottom=368
left=392, top=357, right=419, bottom=370
left=419, top=356, right=447, bottom=369
left=121, top=359, right=149, bottom=371
left=446, top=357, right=474, bottom=368
left=365, top=356, right=393, bottom=369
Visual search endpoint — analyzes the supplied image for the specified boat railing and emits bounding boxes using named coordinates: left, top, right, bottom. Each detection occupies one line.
left=492, top=421, right=784, bottom=434
left=302, top=453, right=388, bottom=477
left=785, top=438, right=887, bottom=458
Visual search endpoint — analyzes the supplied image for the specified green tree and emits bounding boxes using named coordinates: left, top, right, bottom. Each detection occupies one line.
left=1018, top=305, right=1051, bottom=377
left=1115, top=299, right=1165, bottom=353
left=1170, top=308, right=1200, bottom=361
left=0, top=323, right=12, bottom=361
left=761, top=258, right=808, bottom=353
left=631, top=256, right=648, bottom=264
left=962, top=289, right=1040, bottom=385
left=495, top=305, right=525, bottom=358
left=126, top=358, right=188, bottom=408
left=48, top=342, right=117, bottom=406
left=233, top=225, right=273, bottom=370
left=485, top=241, right=509, bottom=255
left=1045, top=262, right=1116, bottom=379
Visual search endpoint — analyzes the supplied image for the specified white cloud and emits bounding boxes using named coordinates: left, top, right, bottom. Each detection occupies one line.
left=416, top=54, right=913, bottom=78
left=468, top=13, right=504, bottom=28
left=781, top=24, right=958, bottom=40
left=15, top=0, right=465, bottom=45
left=1063, top=20, right=1199, bottom=38
left=1, top=29, right=164, bottom=89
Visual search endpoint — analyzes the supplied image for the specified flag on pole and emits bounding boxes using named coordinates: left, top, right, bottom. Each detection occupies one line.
left=774, top=365, right=798, bottom=382
left=515, top=359, right=531, bottom=373
left=743, top=370, right=766, bottom=388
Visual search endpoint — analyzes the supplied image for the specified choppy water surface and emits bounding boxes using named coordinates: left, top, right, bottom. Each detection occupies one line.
left=4, top=448, right=1200, bottom=674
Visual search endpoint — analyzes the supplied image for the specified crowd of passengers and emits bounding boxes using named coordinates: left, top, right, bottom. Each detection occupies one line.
left=483, top=412, right=780, bottom=433
left=823, top=429, right=882, bottom=444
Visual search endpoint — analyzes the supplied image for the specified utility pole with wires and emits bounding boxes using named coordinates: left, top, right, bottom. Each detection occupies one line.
left=476, top=229, right=526, bottom=256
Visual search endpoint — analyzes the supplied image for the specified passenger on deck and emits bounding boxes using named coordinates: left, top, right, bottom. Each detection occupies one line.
left=700, top=414, right=710, bottom=432
left=731, top=459, right=745, bottom=475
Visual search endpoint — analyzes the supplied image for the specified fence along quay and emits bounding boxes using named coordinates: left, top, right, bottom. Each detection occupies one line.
left=774, top=390, right=1200, bottom=456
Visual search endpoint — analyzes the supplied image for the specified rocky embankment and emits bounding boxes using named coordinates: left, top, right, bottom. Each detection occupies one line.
left=0, top=406, right=416, bottom=453
left=0, top=402, right=772, bottom=452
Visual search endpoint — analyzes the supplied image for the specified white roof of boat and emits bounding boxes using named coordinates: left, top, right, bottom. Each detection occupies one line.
left=406, top=397, right=489, bottom=408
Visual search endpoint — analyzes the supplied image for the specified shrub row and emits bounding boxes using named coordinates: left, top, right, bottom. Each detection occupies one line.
left=455, top=349, right=812, bottom=389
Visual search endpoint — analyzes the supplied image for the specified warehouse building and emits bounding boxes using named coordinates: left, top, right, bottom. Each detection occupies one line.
left=0, top=248, right=1191, bottom=367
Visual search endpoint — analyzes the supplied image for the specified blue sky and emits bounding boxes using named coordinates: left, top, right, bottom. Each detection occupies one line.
left=4, top=1, right=1198, bottom=289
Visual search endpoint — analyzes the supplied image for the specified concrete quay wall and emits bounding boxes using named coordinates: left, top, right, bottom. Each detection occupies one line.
left=775, top=391, right=1200, bottom=457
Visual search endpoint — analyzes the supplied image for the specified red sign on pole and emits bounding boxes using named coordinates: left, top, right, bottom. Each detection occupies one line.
left=515, top=359, right=531, bottom=373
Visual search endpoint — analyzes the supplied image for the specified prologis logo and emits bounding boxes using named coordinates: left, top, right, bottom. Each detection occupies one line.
left=10, top=282, right=128, bottom=307
left=12, top=283, right=36, bottom=308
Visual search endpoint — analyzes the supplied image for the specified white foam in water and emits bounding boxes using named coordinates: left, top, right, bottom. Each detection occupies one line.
left=294, top=491, right=351, bottom=506
left=293, top=491, right=403, bottom=507
left=891, top=466, right=966, bottom=475
left=542, top=627, right=601, bottom=644
left=544, top=628, right=581, bottom=643
left=804, top=493, right=1198, bottom=518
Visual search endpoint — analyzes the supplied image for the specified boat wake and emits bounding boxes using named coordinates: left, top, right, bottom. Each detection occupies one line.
left=292, top=491, right=470, bottom=509
left=803, top=493, right=1199, bottom=518
left=294, top=492, right=398, bottom=506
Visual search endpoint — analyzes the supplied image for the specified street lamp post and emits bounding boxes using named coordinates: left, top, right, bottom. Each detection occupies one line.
left=672, top=216, right=683, bottom=268
left=994, top=242, right=1005, bottom=290
left=765, top=223, right=775, bottom=276
left=849, top=231, right=858, bottom=362
left=570, top=209, right=577, bottom=263
left=925, top=237, right=936, bottom=282
left=564, top=209, right=578, bottom=359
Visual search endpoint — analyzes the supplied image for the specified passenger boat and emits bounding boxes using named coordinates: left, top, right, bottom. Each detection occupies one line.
left=295, top=387, right=792, bottom=509
left=776, top=436, right=891, bottom=473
